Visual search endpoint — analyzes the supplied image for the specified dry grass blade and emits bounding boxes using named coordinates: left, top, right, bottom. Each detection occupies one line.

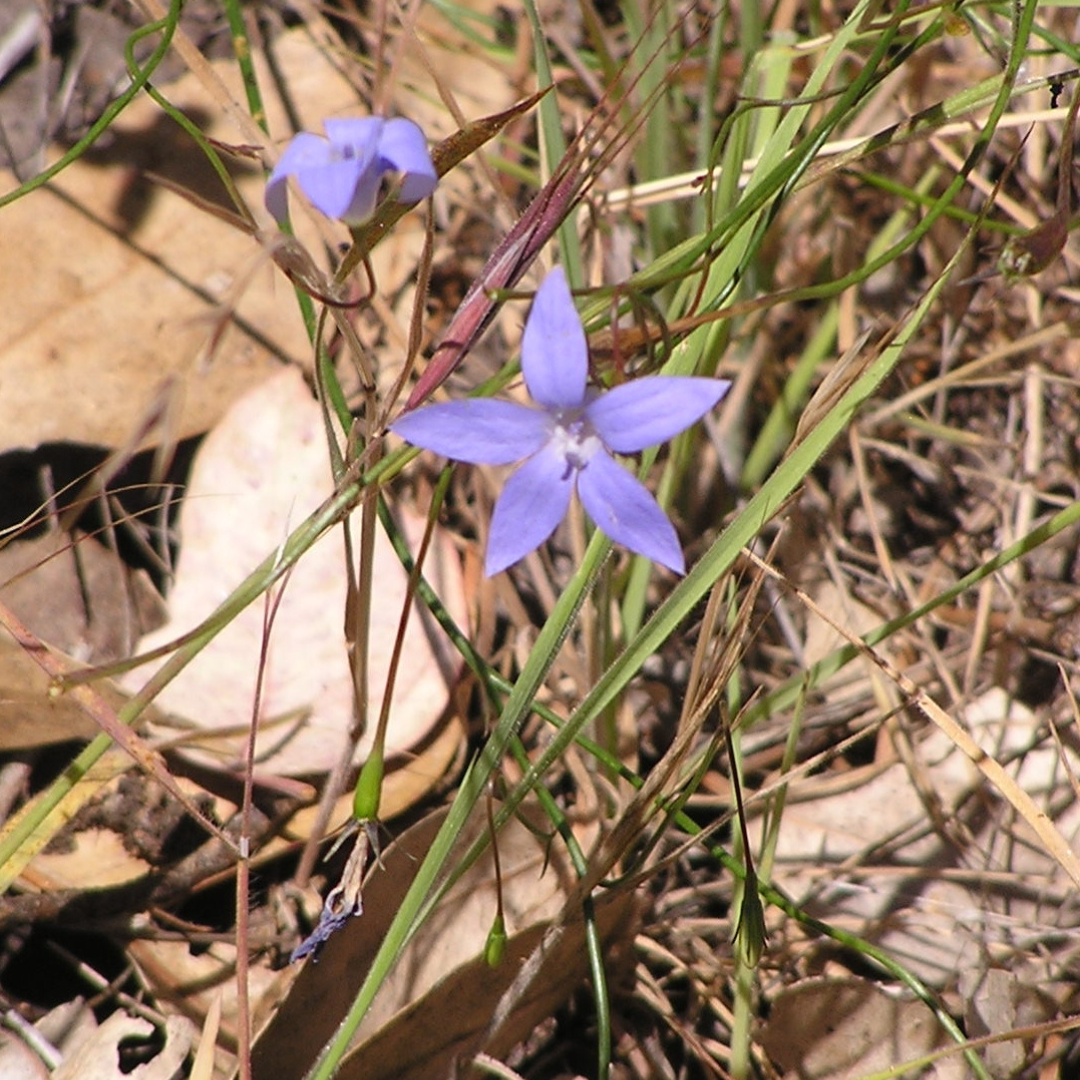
left=131, top=0, right=271, bottom=153
left=745, top=550, right=1080, bottom=891
left=0, top=598, right=235, bottom=858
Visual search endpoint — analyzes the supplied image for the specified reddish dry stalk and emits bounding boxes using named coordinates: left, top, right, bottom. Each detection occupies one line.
left=0, top=596, right=234, bottom=851
left=403, top=20, right=698, bottom=409
left=405, top=164, right=584, bottom=408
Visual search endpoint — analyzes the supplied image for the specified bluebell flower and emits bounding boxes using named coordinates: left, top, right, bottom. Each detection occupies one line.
left=266, top=117, right=437, bottom=226
left=391, top=267, right=730, bottom=575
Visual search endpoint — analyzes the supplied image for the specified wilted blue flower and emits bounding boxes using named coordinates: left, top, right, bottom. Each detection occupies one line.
left=266, top=117, right=437, bottom=226
left=391, top=267, right=730, bottom=575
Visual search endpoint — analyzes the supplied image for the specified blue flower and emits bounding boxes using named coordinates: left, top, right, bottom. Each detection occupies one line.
left=266, top=117, right=437, bottom=226
left=391, top=267, right=730, bottom=575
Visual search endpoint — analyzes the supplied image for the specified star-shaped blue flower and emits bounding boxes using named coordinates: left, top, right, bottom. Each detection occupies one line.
left=391, top=267, right=730, bottom=576
left=266, top=117, right=437, bottom=226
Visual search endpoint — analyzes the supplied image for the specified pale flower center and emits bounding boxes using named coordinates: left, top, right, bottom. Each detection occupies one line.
left=549, top=410, right=602, bottom=476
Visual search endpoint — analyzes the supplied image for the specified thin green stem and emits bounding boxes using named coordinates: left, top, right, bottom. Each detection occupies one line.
left=221, top=0, right=269, bottom=133
left=303, top=534, right=610, bottom=1080
left=0, top=0, right=182, bottom=210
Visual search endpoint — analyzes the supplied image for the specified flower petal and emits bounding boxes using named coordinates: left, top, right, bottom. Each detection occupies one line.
left=586, top=376, right=731, bottom=453
left=324, top=117, right=384, bottom=162
left=295, top=158, right=370, bottom=222
left=339, top=169, right=385, bottom=224
left=265, top=132, right=333, bottom=223
left=520, top=266, right=588, bottom=410
left=391, top=400, right=550, bottom=465
left=486, top=445, right=573, bottom=575
left=576, top=450, right=685, bottom=573
left=378, top=118, right=438, bottom=203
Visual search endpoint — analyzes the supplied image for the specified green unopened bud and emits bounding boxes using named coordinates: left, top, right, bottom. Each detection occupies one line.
left=352, top=744, right=384, bottom=822
left=484, top=912, right=507, bottom=968
left=733, top=875, right=767, bottom=968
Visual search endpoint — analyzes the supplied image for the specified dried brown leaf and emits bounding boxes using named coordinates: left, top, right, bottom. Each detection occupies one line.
left=122, top=368, right=466, bottom=778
